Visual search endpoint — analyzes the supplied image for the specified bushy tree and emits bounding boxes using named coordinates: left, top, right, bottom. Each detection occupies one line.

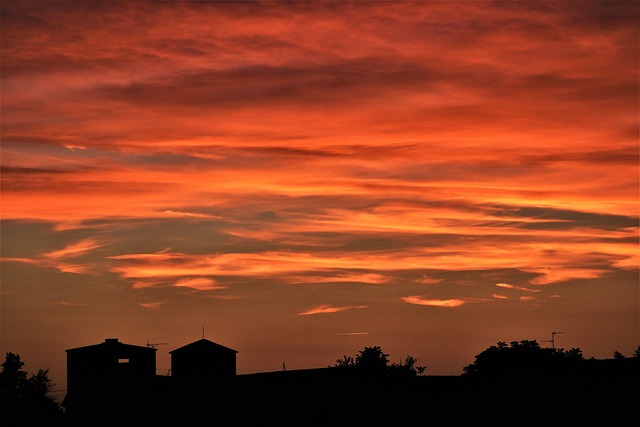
left=613, top=351, right=625, bottom=359
left=0, top=352, right=62, bottom=426
left=355, top=346, right=390, bottom=375
left=335, top=355, right=355, bottom=368
left=0, top=353, right=27, bottom=396
left=614, top=347, right=640, bottom=359
left=389, top=355, right=427, bottom=377
left=334, top=346, right=425, bottom=377
left=462, top=340, right=584, bottom=377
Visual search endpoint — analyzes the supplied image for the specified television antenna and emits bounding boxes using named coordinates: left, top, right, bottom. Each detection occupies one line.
left=542, top=331, right=563, bottom=349
left=146, top=341, right=168, bottom=348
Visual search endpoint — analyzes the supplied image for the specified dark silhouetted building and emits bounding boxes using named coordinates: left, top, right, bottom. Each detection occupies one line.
left=63, top=338, right=157, bottom=412
left=170, top=339, right=237, bottom=380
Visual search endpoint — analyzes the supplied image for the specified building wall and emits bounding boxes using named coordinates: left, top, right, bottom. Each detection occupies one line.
left=66, top=339, right=156, bottom=394
left=171, top=348, right=236, bottom=380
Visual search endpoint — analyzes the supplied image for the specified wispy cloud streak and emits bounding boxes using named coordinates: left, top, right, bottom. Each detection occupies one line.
left=298, top=305, right=368, bottom=316
left=402, top=296, right=466, bottom=308
left=43, top=239, right=102, bottom=260
left=2, top=238, right=102, bottom=274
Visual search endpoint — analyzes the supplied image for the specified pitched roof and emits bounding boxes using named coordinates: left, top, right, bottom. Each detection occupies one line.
left=169, top=338, right=238, bottom=354
left=66, top=338, right=156, bottom=353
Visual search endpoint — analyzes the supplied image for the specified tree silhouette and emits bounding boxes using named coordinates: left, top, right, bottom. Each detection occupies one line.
left=334, top=355, right=355, bottom=368
left=0, top=352, right=62, bottom=426
left=462, top=340, right=584, bottom=377
left=389, top=355, right=426, bottom=377
left=613, top=351, right=625, bottom=359
left=355, top=346, right=389, bottom=375
left=334, top=346, right=425, bottom=377
left=0, top=352, right=27, bottom=395
left=614, top=346, right=640, bottom=359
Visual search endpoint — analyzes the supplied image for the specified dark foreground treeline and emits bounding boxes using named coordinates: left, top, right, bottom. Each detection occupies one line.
left=61, top=358, right=637, bottom=427
left=2, top=343, right=639, bottom=426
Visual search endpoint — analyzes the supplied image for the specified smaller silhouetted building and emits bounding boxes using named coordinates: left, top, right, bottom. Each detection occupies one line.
left=170, top=339, right=237, bottom=381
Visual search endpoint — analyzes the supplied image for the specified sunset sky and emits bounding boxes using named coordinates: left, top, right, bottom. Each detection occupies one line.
left=1, top=0, right=638, bottom=393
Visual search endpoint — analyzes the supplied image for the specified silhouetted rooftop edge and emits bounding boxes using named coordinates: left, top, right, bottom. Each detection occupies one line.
left=65, top=338, right=157, bottom=353
left=169, top=338, right=238, bottom=354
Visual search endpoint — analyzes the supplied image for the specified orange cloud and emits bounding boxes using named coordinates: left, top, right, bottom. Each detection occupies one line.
left=131, top=280, right=164, bottom=289
left=53, top=263, right=91, bottom=274
left=416, top=276, right=444, bottom=285
left=495, top=283, right=541, bottom=293
left=402, top=296, right=466, bottom=308
left=138, top=301, right=165, bottom=309
left=526, top=268, right=609, bottom=285
left=0, top=257, right=39, bottom=265
left=43, top=238, right=101, bottom=260
left=161, top=210, right=222, bottom=219
left=290, top=273, right=389, bottom=285
left=298, top=305, right=368, bottom=316
left=107, top=240, right=634, bottom=287
left=1, top=238, right=101, bottom=274
left=53, top=301, right=86, bottom=306
left=173, top=277, right=224, bottom=291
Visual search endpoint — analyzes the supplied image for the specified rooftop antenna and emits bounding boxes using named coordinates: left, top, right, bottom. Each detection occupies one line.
left=542, top=331, right=563, bottom=349
left=551, top=331, right=563, bottom=349
left=146, top=341, right=168, bottom=348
